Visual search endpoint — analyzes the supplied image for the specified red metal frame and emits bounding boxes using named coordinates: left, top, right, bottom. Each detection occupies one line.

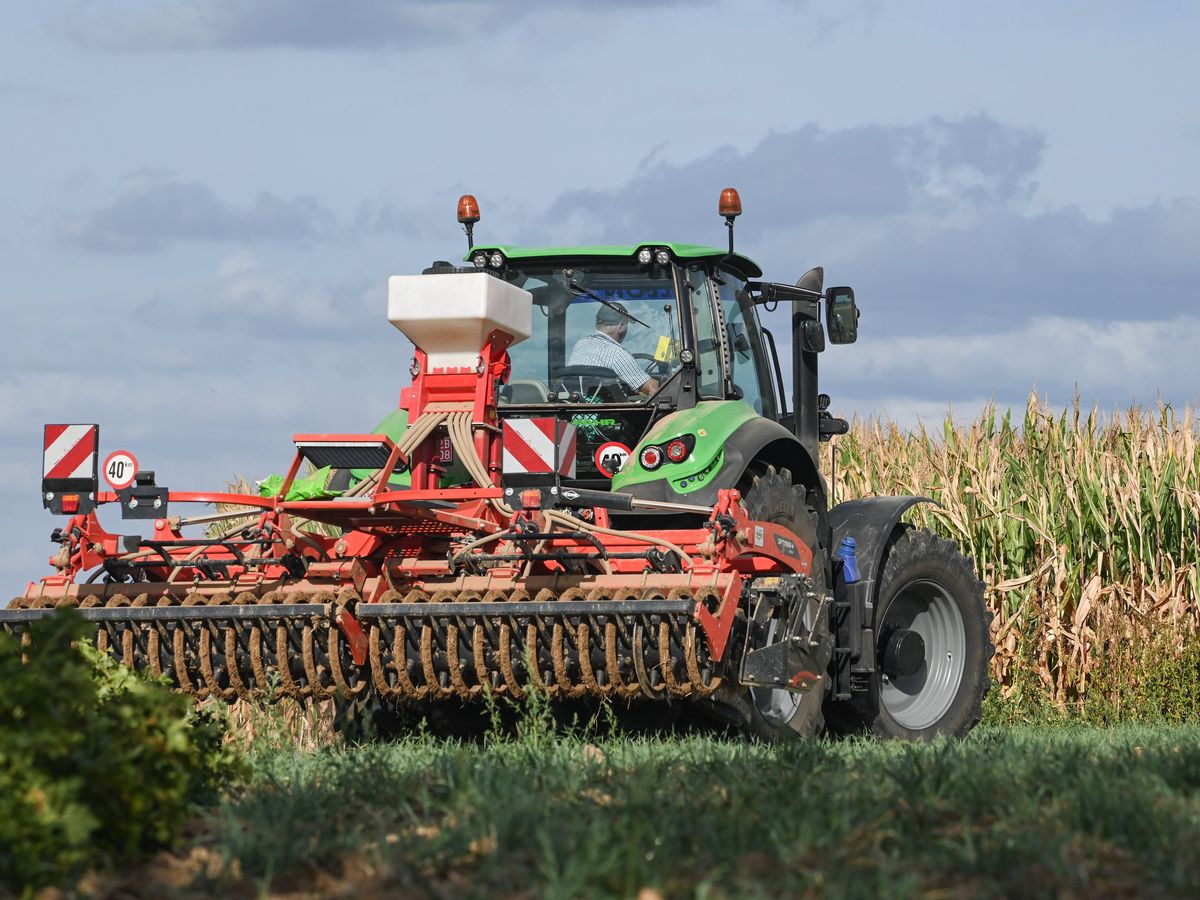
left=25, top=325, right=819, bottom=665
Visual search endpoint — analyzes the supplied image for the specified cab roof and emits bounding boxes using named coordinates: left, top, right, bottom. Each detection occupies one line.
left=466, top=242, right=763, bottom=279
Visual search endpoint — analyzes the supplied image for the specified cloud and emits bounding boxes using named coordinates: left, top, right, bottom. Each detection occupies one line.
left=822, top=199, right=1200, bottom=330
left=536, top=115, right=1045, bottom=244
left=352, top=199, right=422, bottom=238
left=58, top=0, right=703, bottom=52
left=527, top=116, right=1198, bottom=330
left=518, top=113, right=1200, bottom=418
left=205, top=251, right=378, bottom=329
left=60, top=177, right=336, bottom=252
left=823, top=314, right=1200, bottom=410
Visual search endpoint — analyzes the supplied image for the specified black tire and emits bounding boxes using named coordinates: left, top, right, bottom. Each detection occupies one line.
left=828, top=527, right=993, bottom=741
left=738, top=465, right=828, bottom=740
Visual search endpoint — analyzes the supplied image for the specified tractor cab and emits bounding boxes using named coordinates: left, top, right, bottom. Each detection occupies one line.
left=432, top=188, right=858, bottom=516
left=468, top=244, right=783, bottom=488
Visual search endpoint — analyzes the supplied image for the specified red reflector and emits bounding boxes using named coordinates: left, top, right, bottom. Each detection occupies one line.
left=61, top=494, right=79, bottom=513
left=520, top=488, right=542, bottom=509
left=640, top=446, right=663, bottom=470
left=666, top=439, right=689, bottom=463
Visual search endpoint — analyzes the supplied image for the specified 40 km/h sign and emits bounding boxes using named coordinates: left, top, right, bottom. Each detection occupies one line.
left=593, top=441, right=631, bottom=478
left=102, top=450, right=138, bottom=490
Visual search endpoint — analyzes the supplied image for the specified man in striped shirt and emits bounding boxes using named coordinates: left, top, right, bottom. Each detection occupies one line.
left=567, top=302, right=659, bottom=396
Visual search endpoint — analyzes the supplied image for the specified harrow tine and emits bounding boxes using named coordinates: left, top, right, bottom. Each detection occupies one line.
left=4, top=579, right=724, bottom=705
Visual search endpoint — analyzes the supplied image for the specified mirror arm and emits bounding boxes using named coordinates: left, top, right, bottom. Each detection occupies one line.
left=747, top=281, right=823, bottom=304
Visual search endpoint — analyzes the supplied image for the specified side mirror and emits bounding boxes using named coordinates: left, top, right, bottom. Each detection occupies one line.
left=825, top=286, right=859, bottom=344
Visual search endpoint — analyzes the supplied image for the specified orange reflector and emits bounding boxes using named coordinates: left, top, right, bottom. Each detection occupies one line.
left=719, top=187, right=742, bottom=218
left=457, top=194, right=481, bottom=224
left=520, top=488, right=543, bottom=509
left=61, top=494, right=79, bottom=513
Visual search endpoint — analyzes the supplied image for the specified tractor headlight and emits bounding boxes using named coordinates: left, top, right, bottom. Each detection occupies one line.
left=488, top=251, right=504, bottom=269
left=654, top=248, right=671, bottom=266
left=472, top=253, right=488, bottom=268
left=637, top=248, right=653, bottom=265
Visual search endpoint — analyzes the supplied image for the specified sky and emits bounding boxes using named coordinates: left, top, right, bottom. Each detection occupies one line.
left=1, top=0, right=1198, bottom=587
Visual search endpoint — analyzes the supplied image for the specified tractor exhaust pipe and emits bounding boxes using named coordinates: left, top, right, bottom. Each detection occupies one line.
left=792, top=266, right=825, bottom=464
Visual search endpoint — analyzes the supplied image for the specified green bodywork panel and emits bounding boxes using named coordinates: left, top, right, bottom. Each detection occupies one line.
left=612, top=400, right=759, bottom=495
left=466, top=243, right=763, bottom=278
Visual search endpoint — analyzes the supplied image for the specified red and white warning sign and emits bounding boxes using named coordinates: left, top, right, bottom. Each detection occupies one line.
left=102, top=450, right=139, bottom=490
left=594, top=441, right=631, bottom=478
left=43, top=424, right=99, bottom=481
left=502, top=418, right=577, bottom=477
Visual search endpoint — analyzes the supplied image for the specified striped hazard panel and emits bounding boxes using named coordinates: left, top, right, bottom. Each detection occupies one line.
left=42, top=424, right=100, bottom=515
left=44, top=424, right=99, bottom=479
left=502, top=418, right=577, bottom=478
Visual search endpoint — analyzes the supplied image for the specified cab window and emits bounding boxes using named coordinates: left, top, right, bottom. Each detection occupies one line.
left=687, top=267, right=724, bottom=399
left=499, top=263, right=681, bottom=405
left=717, top=274, right=777, bottom=417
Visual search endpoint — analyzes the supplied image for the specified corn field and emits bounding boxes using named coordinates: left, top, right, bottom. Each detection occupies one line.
left=216, top=398, right=1199, bottom=722
left=826, top=394, right=1200, bottom=722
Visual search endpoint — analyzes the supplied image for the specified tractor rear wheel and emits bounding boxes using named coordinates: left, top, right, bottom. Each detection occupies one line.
left=739, top=465, right=828, bottom=740
left=828, top=527, right=993, bottom=740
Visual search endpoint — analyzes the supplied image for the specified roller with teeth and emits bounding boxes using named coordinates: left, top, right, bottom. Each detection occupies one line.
left=3, top=190, right=995, bottom=740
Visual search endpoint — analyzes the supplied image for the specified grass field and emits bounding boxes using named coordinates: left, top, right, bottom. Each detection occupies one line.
left=89, top=715, right=1200, bottom=899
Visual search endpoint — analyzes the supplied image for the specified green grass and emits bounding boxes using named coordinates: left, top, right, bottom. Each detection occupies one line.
left=152, top=719, right=1200, bottom=899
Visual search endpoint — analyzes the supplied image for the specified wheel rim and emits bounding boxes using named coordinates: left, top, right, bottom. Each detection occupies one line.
left=878, top=578, right=965, bottom=731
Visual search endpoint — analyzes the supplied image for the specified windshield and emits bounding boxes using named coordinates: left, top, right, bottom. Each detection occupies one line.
left=499, top=262, right=681, bottom=405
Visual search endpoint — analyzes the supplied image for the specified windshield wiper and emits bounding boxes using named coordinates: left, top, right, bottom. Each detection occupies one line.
left=568, top=280, right=650, bottom=328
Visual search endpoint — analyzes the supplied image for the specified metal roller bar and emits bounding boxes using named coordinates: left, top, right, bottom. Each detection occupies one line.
left=0, top=603, right=330, bottom=624
left=358, top=599, right=696, bottom=618
left=175, top=507, right=263, bottom=528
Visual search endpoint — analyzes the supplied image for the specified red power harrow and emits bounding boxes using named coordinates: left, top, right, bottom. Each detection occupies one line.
left=3, top=281, right=826, bottom=708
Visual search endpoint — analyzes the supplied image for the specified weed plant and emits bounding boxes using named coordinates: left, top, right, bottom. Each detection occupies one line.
left=0, top=609, right=242, bottom=894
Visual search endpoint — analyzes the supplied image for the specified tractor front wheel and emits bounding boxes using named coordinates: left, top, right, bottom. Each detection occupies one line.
left=739, top=465, right=828, bottom=740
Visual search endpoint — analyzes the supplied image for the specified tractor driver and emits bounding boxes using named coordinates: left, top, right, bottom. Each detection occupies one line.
left=567, top=302, right=659, bottom=396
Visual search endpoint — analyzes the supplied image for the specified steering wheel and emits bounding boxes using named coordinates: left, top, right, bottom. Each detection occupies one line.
left=632, top=352, right=671, bottom=379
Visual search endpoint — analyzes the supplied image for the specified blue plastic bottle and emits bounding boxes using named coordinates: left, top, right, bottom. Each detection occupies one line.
left=838, top=536, right=861, bottom=584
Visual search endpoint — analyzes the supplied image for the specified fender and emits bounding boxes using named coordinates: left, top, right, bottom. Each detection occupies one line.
left=616, top=411, right=826, bottom=509
left=829, top=496, right=936, bottom=588
left=827, top=495, right=935, bottom=689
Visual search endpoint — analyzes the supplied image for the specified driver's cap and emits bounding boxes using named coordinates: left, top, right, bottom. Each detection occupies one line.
left=596, top=301, right=631, bottom=325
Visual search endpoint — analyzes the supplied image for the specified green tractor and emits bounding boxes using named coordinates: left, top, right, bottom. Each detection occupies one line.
left=369, top=189, right=994, bottom=739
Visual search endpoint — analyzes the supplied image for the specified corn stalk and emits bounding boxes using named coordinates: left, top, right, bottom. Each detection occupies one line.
left=824, top=393, right=1200, bottom=719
